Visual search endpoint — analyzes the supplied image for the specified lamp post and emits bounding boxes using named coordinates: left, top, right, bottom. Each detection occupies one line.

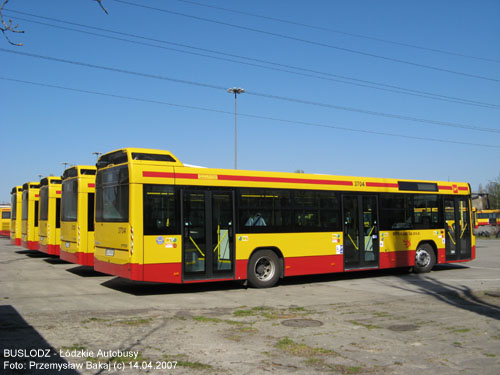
left=227, top=87, right=245, bottom=169
left=61, top=162, right=70, bottom=171
left=92, top=152, right=102, bottom=161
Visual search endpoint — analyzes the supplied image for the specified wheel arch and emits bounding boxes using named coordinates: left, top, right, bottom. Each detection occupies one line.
left=248, top=246, right=285, bottom=279
left=416, top=240, right=438, bottom=264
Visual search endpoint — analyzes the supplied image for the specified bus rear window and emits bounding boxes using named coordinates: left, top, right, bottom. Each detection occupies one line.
left=62, top=179, right=78, bottom=222
left=39, top=188, right=49, bottom=221
left=95, top=166, right=129, bottom=222
left=2, top=211, right=10, bottom=219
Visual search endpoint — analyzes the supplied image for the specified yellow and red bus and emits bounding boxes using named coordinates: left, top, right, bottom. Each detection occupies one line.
left=0, top=206, right=11, bottom=237
left=10, top=186, right=23, bottom=245
left=21, top=182, right=40, bottom=250
left=476, top=209, right=500, bottom=227
left=94, top=148, right=475, bottom=288
left=38, top=176, right=62, bottom=255
left=60, top=165, right=97, bottom=266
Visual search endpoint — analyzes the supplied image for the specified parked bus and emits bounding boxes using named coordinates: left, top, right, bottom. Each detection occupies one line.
left=10, top=186, right=23, bottom=245
left=60, top=165, right=97, bottom=266
left=38, top=176, right=62, bottom=255
left=0, top=206, right=11, bottom=237
left=21, top=182, right=40, bottom=250
left=93, top=148, right=475, bottom=288
left=476, top=209, right=500, bottom=227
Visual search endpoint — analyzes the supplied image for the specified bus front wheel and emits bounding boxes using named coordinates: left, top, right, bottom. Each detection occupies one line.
left=413, top=244, right=436, bottom=273
left=247, top=250, right=280, bottom=288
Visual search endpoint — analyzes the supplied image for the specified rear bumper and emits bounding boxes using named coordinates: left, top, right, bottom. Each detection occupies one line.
left=39, top=244, right=60, bottom=256
left=60, top=250, right=94, bottom=266
left=22, top=240, right=39, bottom=250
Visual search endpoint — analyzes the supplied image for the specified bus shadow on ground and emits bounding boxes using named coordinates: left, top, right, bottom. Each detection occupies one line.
left=100, top=264, right=469, bottom=296
left=15, top=250, right=52, bottom=258
left=43, top=257, right=70, bottom=265
left=100, top=278, right=243, bottom=295
left=395, top=273, right=500, bottom=321
left=66, top=265, right=109, bottom=278
left=0, top=305, right=80, bottom=375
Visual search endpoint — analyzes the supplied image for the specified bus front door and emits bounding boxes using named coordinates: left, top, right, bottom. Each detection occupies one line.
left=342, top=195, right=379, bottom=270
left=444, top=197, right=471, bottom=261
left=182, top=190, right=235, bottom=281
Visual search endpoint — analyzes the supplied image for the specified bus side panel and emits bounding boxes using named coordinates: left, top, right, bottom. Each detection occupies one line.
left=141, top=235, right=182, bottom=282
left=378, top=230, right=445, bottom=268
left=235, top=232, right=343, bottom=277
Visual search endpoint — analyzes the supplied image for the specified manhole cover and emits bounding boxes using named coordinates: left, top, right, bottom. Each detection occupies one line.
left=485, top=291, right=500, bottom=298
left=281, top=319, right=323, bottom=328
left=387, top=324, right=419, bottom=332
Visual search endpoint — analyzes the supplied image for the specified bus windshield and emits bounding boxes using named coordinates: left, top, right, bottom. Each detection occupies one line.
left=11, top=194, right=16, bottom=220
left=22, top=191, right=29, bottom=220
left=62, top=179, right=78, bottom=222
left=39, top=188, right=49, bottom=221
left=95, top=165, right=129, bottom=222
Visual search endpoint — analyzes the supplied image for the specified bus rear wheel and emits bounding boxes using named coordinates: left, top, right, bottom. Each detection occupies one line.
left=414, top=244, right=436, bottom=273
left=247, top=250, right=280, bottom=288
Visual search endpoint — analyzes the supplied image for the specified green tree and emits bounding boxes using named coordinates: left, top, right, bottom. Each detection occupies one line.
left=485, top=174, right=500, bottom=209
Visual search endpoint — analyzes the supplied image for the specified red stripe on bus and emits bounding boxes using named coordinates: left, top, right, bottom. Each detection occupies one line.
left=88, top=183, right=95, bottom=188
left=143, top=171, right=175, bottom=178
left=56, top=191, right=61, bottom=194
left=285, top=255, right=343, bottom=276
left=175, top=173, right=199, bottom=180
left=438, top=185, right=452, bottom=190
left=35, top=194, right=40, bottom=197
left=458, top=187, right=468, bottom=191
left=217, top=174, right=353, bottom=186
left=143, top=171, right=198, bottom=180
left=366, top=182, right=398, bottom=188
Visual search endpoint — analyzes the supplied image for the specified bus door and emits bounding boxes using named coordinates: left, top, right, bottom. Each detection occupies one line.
left=342, top=195, right=379, bottom=270
left=444, top=197, right=471, bottom=261
left=182, top=190, right=235, bottom=281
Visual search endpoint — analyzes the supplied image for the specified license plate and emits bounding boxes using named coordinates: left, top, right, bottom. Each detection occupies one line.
left=65, top=242, right=70, bottom=248
left=105, top=249, right=115, bottom=257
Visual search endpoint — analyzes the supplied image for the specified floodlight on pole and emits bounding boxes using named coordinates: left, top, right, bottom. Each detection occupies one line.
left=92, top=152, right=102, bottom=160
left=227, top=87, right=245, bottom=169
left=61, top=162, right=70, bottom=171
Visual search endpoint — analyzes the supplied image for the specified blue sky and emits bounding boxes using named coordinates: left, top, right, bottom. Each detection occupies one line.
left=1, top=0, right=499, bottom=203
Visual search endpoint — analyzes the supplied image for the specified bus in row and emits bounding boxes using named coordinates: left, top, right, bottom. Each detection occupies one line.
left=38, top=176, right=62, bottom=255
left=10, top=168, right=97, bottom=265
left=59, top=166, right=97, bottom=266
left=91, top=148, right=475, bottom=288
left=10, top=186, right=23, bottom=245
left=0, top=206, right=11, bottom=237
left=21, top=182, right=40, bottom=250
left=476, top=209, right=500, bottom=227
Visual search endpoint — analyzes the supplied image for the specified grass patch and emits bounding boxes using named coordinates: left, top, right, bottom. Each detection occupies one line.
left=448, top=327, right=471, bottom=333
left=81, top=317, right=109, bottom=324
left=163, top=354, right=212, bottom=370
left=193, top=316, right=223, bottom=323
left=349, top=320, right=382, bottom=330
left=233, top=309, right=255, bottom=317
left=118, top=318, right=153, bottom=326
left=276, top=337, right=336, bottom=357
left=192, top=316, right=250, bottom=326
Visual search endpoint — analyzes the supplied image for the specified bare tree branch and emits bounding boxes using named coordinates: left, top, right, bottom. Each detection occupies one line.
left=96, top=0, right=109, bottom=15
left=0, top=0, right=24, bottom=46
left=0, top=0, right=108, bottom=46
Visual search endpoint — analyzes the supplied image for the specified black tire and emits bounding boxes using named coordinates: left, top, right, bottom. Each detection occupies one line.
left=413, top=243, right=436, bottom=273
left=247, top=250, right=280, bottom=288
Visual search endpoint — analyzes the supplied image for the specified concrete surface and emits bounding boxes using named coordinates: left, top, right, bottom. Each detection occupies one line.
left=1, top=237, right=499, bottom=374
